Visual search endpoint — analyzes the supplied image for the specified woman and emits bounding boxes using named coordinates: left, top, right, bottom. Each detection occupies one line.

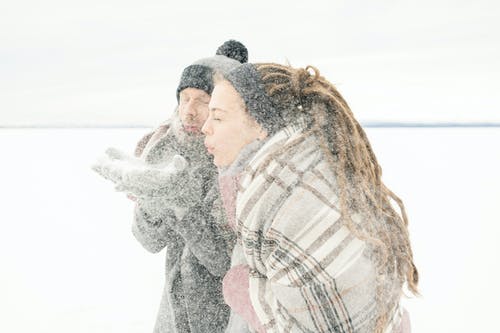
left=202, top=63, right=418, bottom=333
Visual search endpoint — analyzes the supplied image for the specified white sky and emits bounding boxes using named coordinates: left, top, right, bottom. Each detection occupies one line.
left=1, top=0, right=499, bottom=126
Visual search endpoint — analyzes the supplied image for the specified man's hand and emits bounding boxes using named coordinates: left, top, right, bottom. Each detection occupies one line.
left=92, top=147, right=188, bottom=198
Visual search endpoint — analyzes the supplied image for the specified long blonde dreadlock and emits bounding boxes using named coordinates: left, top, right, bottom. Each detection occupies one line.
left=254, top=63, right=419, bottom=332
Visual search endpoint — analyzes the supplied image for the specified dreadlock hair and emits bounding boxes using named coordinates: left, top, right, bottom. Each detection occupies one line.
left=253, top=63, right=419, bottom=332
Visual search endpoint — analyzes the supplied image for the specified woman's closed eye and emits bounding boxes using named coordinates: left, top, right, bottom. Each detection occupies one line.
left=208, top=108, right=226, bottom=122
left=212, top=111, right=224, bottom=121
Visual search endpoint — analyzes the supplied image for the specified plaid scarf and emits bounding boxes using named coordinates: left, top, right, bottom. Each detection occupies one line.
left=235, top=124, right=403, bottom=333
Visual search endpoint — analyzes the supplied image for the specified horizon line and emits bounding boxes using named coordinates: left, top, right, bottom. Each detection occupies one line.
left=1, top=122, right=500, bottom=129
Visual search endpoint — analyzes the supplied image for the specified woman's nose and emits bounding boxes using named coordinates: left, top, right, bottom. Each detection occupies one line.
left=201, top=118, right=211, bottom=135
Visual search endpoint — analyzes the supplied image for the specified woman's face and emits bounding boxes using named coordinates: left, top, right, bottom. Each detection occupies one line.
left=202, top=80, right=266, bottom=167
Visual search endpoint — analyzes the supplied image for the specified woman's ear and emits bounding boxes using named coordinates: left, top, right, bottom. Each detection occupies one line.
left=246, top=114, right=268, bottom=140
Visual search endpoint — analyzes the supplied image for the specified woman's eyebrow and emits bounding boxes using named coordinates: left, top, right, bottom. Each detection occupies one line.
left=209, top=107, right=227, bottom=113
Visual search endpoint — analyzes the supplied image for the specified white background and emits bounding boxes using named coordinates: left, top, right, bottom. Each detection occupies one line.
left=1, top=1, right=499, bottom=332
left=1, top=128, right=499, bottom=332
left=2, top=0, right=499, bottom=126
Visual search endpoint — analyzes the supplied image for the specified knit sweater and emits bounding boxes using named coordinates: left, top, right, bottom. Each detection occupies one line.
left=132, top=114, right=235, bottom=333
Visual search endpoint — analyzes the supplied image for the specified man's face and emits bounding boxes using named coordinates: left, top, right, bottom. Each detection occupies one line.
left=202, top=80, right=266, bottom=167
left=178, top=88, right=211, bottom=135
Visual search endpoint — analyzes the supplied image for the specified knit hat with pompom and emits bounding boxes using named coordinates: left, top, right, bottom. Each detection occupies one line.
left=176, top=40, right=248, bottom=101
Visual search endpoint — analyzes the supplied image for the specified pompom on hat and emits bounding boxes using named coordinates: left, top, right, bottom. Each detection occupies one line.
left=176, top=40, right=248, bottom=101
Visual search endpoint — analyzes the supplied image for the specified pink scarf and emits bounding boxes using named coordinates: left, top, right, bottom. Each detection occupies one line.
left=219, top=172, right=265, bottom=332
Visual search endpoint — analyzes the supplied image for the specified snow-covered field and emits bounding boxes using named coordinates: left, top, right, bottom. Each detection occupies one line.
left=1, top=128, right=499, bottom=332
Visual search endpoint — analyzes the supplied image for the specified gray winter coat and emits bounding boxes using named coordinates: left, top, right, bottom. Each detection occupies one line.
left=131, top=117, right=235, bottom=333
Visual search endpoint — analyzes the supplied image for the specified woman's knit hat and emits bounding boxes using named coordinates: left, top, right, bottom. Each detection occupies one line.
left=225, top=63, right=286, bottom=135
left=176, top=40, right=248, bottom=101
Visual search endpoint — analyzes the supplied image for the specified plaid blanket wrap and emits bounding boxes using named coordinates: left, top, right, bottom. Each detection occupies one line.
left=235, top=124, right=403, bottom=333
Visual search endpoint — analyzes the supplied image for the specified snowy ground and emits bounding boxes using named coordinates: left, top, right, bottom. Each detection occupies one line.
left=1, top=128, right=499, bottom=332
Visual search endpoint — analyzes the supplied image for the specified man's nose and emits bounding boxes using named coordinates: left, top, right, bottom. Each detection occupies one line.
left=185, top=102, right=198, bottom=116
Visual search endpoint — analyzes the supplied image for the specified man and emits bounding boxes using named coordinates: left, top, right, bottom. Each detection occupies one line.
left=130, top=40, right=249, bottom=333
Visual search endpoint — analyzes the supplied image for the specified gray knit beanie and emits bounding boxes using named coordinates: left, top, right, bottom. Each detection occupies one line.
left=176, top=40, right=248, bottom=101
left=225, top=63, right=286, bottom=135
